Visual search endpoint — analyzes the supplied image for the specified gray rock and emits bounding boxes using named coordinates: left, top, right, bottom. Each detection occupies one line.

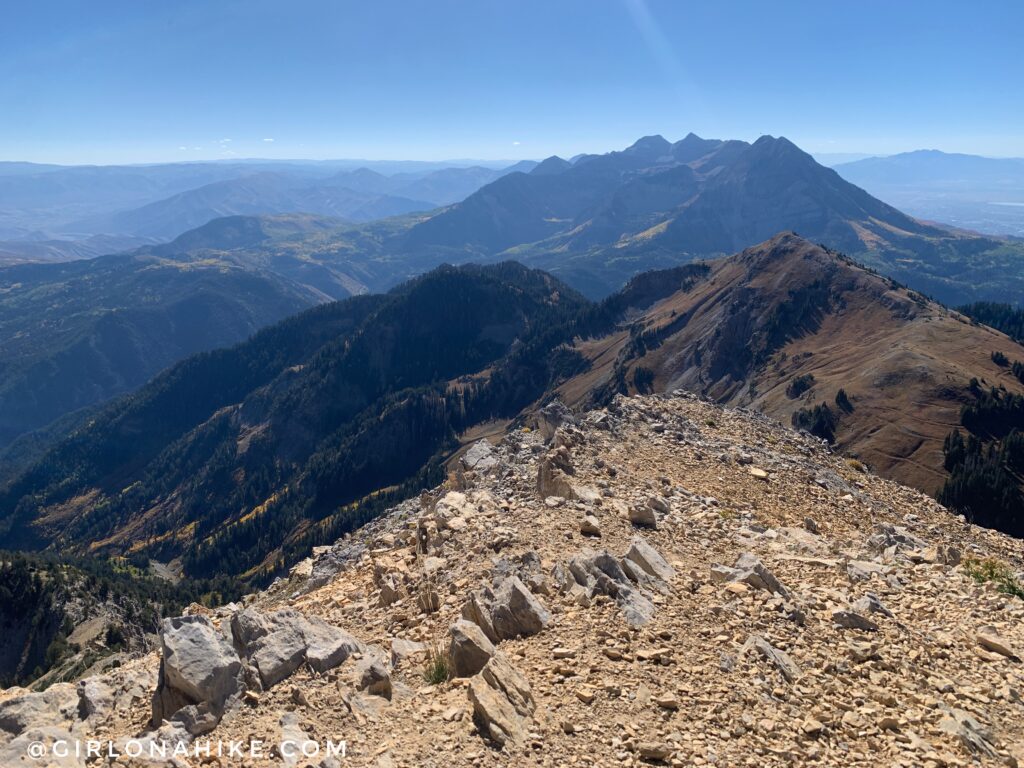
left=0, top=726, right=87, bottom=767
left=308, top=540, right=367, bottom=590
left=449, top=619, right=496, bottom=677
left=489, top=576, right=551, bottom=640
left=462, top=440, right=499, bottom=472
left=937, top=707, right=998, bottom=757
left=467, top=652, right=535, bottom=747
left=865, top=523, right=926, bottom=556
left=741, top=635, right=802, bottom=683
left=565, top=550, right=656, bottom=626
left=832, top=610, right=879, bottom=632
left=462, top=588, right=500, bottom=643
left=537, top=456, right=577, bottom=500
left=580, top=514, right=602, bottom=537
left=628, top=503, right=658, bottom=529
left=231, top=608, right=361, bottom=689
left=0, top=683, right=80, bottom=737
left=537, top=400, right=575, bottom=442
left=152, top=615, right=245, bottom=735
left=623, top=535, right=675, bottom=584
left=647, top=495, right=670, bottom=514
left=76, top=678, right=114, bottom=723
left=851, top=592, right=893, bottom=618
left=390, top=638, right=428, bottom=668
left=847, top=559, right=888, bottom=581
left=353, top=659, right=392, bottom=699
left=730, top=553, right=791, bottom=598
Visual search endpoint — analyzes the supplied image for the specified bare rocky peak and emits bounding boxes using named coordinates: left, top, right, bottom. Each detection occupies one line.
left=2, top=392, right=1023, bottom=766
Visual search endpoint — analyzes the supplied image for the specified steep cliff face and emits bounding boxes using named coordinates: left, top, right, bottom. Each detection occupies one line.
left=2, top=393, right=1022, bottom=767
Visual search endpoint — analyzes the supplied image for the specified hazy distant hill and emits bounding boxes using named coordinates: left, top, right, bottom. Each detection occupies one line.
left=70, top=173, right=434, bottom=239
left=0, top=233, right=157, bottom=265
left=836, top=150, right=1024, bottom=236
left=0, top=160, right=536, bottom=245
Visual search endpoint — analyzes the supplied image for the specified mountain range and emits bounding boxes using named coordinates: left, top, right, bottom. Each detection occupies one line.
left=4, top=133, right=1024, bottom=464
left=836, top=150, right=1024, bottom=237
left=2, top=234, right=1022, bottom=585
left=394, top=134, right=1024, bottom=304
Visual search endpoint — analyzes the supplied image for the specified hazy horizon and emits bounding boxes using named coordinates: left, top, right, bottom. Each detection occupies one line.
left=3, top=143, right=1023, bottom=170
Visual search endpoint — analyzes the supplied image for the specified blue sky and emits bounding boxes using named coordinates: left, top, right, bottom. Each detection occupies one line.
left=2, top=0, right=1022, bottom=164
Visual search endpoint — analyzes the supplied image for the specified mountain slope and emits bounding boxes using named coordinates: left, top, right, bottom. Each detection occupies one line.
left=0, top=263, right=588, bottom=581
left=0, top=214, right=381, bottom=450
left=557, top=233, right=1024, bottom=495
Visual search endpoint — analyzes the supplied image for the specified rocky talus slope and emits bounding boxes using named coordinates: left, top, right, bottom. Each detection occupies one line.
left=2, top=393, right=1024, bottom=767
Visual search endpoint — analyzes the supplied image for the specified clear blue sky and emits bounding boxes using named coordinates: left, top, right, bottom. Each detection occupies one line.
left=2, top=0, right=1022, bottom=164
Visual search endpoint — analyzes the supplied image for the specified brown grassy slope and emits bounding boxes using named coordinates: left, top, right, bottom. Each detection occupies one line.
left=558, top=232, right=1024, bottom=494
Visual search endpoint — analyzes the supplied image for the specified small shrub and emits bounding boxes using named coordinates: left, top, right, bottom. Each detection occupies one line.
left=846, top=458, right=865, bottom=473
left=786, top=373, right=815, bottom=399
left=835, top=389, right=854, bottom=412
left=104, top=624, right=127, bottom=651
left=792, top=403, right=838, bottom=443
left=632, top=366, right=655, bottom=394
left=705, top=419, right=718, bottom=428
left=962, top=557, right=1024, bottom=600
left=422, top=643, right=450, bottom=684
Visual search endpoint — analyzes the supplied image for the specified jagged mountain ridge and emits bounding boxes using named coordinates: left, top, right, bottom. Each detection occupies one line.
left=5, top=132, right=1024, bottom=457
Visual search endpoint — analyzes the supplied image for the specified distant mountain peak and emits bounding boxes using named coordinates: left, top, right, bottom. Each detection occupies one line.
left=671, top=132, right=725, bottom=162
left=530, top=156, right=572, bottom=175
left=624, top=135, right=672, bottom=156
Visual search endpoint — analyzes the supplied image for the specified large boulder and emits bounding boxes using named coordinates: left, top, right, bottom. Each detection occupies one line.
left=231, top=608, right=361, bottom=689
left=151, top=615, right=245, bottom=736
left=0, top=683, right=80, bottom=738
left=467, top=652, right=536, bottom=748
left=449, top=619, right=496, bottom=677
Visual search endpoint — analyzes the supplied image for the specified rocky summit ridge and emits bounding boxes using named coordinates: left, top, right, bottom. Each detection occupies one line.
left=2, top=392, right=1023, bottom=767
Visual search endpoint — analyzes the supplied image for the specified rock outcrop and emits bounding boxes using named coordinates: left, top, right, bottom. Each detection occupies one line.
left=467, top=653, right=536, bottom=748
